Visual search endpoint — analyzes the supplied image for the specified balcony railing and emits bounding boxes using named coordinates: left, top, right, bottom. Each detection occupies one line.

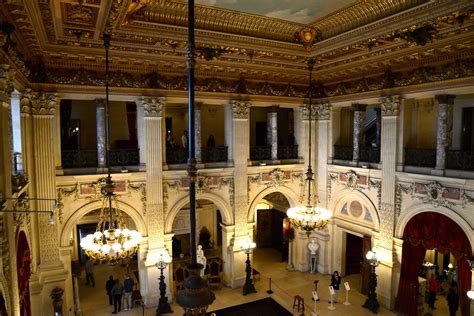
left=62, top=149, right=139, bottom=168
left=166, top=147, right=188, bottom=164
left=359, top=146, right=380, bottom=163
left=202, top=146, right=228, bottom=163
left=405, top=148, right=436, bottom=168
left=446, top=150, right=474, bottom=171
left=277, top=145, right=298, bottom=160
left=250, top=146, right=271, bottom=161
left=62, top=150, right=98, bottom=168
left=334, top=145, right=353, bottom=161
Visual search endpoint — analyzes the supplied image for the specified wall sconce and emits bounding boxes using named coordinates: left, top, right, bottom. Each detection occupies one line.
left=1, top=197, right=58, bottom=225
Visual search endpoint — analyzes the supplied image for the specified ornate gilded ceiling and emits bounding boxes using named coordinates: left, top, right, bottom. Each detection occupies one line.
left=0, top=0, right=473, bottom=99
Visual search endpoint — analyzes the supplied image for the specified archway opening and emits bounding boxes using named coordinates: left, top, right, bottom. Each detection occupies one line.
left=395, top=212, right=472, bottom=316
left=171, top=199, right=225, bottom=292
left=17, top=231, right=31, bottom=316
left=72, top=208, right=141, bottom=314
left=253, top=192, right=290, bottom=265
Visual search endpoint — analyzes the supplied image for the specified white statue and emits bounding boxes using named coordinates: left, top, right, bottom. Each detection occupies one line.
left=308, top=239, right=319, bottom=274
left=196, top=244, right=207, bottom=277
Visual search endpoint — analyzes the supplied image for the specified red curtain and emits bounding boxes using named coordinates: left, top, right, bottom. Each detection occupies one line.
left=394, top=241, right=426, bottom=316
left=395, top=212, right=472, bottom=316
left=17, top=231, right=31, bottom=316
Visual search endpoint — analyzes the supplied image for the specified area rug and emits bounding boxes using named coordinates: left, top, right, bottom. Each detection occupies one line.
left=207, top=297, right=292, bottom=316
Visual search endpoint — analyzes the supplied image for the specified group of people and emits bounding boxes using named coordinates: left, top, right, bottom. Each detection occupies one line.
left=428, top=273, right=459, bottom=316
left=166, top=130, right=216, bottom=149
left=105, top=274, right=135, bottom=314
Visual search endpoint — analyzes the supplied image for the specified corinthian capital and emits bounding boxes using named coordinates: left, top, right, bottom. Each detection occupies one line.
left=0, top=64, right=14, bottom=103
left=379, top=95, right=401, bottom=116
left=31, top=93, right=57, bottom=115
left=315, top=103, right=330, bottom=121
left=140, top=96, right=165, bottom=117
left=20, top=89, right=36, bottom=114
left=301, top=104, right=317, bottom=121
left=230, top=100, right=251, bottom=119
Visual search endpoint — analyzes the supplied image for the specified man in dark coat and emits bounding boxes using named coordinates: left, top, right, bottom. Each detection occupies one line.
left=105, top=275, right=115, bottom=305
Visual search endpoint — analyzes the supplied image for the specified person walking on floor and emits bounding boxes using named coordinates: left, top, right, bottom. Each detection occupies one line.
left=123, top=274, right=135, bottom=311
left=428, top=274, right=440, bottom=310
left=330, top=270, right=342, bottom=303
left=85, top=259, right=95, bottom=287
left=105, top=275, right=115, bottom=306
left=446, top=284, right=459, bottom=316
left=111, top=278, right=123, bottom=314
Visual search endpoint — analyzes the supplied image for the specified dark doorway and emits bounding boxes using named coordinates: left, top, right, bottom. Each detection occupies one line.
left=216, top=210, right=222, bottom=247
left=256, top=209, right=272, bottom=248
left=345, top=233, right=363, bottom=275
left=255, top=122, right=267, bottom=146
left=360, top=235, right=372, bottom=295
left=77, top=223, right=98, bottom=265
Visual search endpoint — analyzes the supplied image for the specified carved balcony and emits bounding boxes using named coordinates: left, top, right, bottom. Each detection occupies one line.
left=446, top=150, right=474, bottom=171
left=202, top=146, right=228, bottom=163
left=62, top=149, right=98, bottom=168
left=166, top=147, right=188, bottom=165
left=250, top=146, right=271, bottom=161
left=334, top=145, right=353, bottom=161
left=359, top=146, right=380, bottom=163
left=277, top=145, right=298, bottom=160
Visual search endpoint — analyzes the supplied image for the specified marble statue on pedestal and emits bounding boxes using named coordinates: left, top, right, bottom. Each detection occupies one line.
left=308, top=239, right=319, bottom=274
left=197, top=244, right=207, bottom=277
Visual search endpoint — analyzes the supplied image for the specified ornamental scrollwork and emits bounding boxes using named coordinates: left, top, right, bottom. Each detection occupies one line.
left=31, top=93, right=57, bottom=116
left=421, top=181, right=453, bottom=208
left=315, top=103, right=330, bottom=121
left=128, top=182, right=146, bottom=216
left=196, top=175, right=209, bottom=194
left=57, top=184, right=78, bottom=224
left=461, top=191, right=474, bottom=208
left=268, top=168, right=285, bottom=188
left=345, top=170, right=359, bottom=191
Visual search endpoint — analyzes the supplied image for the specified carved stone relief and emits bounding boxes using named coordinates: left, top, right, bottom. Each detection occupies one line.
left=140, top=96, right=165, bottom=117
left=128, top=182, right=146, bottom=216
left=56, top=184, right=78, bottom=224
left=31, top=93, right=57, bottom=116
left=315, top=103, right=330, bottom=121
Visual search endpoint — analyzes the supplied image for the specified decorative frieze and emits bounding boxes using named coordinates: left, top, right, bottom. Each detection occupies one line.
left=140, top=96, right=165, bottom=117
left=128, top=182, right=146, bottom=216
left=379, top=95, right=400, bottom=116
left=301, top=104, right=317, bottom=121
left=230, top=100, right=251, bottom=119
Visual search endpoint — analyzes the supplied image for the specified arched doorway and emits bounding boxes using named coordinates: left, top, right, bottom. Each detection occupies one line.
left=253, top=192, right=290, bottom=262
left=170, top=199, right=226, bottom=291
left=17, top=231, right=30, bottom=316
left=395, top=212, right=472, bottom=316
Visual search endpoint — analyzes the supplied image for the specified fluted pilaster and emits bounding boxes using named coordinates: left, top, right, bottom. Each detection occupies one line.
left=141, top=96, right=165, bottom=248
left=31, top=92, right=60, bottom=266
left=316, top=103, right=330, bottom=208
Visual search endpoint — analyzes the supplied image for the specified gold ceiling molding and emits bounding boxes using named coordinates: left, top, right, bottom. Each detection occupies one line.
left=137, top=1, right=303, bottom=43
left=311, top=0, right=427, bottom=39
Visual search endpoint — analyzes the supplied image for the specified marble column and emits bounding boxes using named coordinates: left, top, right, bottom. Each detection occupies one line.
left=328, top=107, right=341, bottom=164
left=140, top=96, right=166, bottom=306
left=195, top=102, right=202, bottom=163
left=224, top=104, right=233, bottom=164
left=267, top=108, right=278, bottom=161
left=435, top=95, right=455, bottom=172
left=352, top=104, right=366, bottom=163
left=375, top=107, right=382, bottom=148
left=378, top=94, right=401, bottom=309
left=293, top=106, right=303, bottom=160
left=96, top=98, right=106, bottom=168
left=229, top=100, right=250, bottom=288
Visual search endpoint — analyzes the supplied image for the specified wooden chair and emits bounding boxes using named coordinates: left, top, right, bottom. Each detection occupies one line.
left=207, top=258, right=222, bottom=289
left=293, top=295, right=304, bottom=313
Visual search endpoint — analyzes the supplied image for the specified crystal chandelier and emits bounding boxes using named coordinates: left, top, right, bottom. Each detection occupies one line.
left=287, top=59, right=332, bottom=236
left=80, top=33, right=141, bottom=264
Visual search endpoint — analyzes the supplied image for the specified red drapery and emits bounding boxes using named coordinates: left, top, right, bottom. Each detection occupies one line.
left=394, top=212, right=472, bottom=316
left=17, top=231, right=31, bottom=316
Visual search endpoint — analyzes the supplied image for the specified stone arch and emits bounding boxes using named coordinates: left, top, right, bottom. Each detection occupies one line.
left=247, top=185, right=299, bottom=222
left=60, top=200, right=147, bottom=247
left=329, top=188, right=380, bottom=230
left=395, top=204, right=474, bottom=249
left=165, top=192, right=233, bottom=234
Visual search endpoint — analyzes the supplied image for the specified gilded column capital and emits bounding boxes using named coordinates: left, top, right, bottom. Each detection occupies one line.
left=315, top=103, right=330, bottom=121
left=301, top=104, right=317, bottom=121
left=379, top=95, right=401, bottom=117
left=0, top=64, right=14, bottom=103
left=140, top=96, right=165, bottom=117
left=31, top=93, right=57, bottom=116
left=435, top=94, right=455, bottom=105
left=20, top=89, right=35, bottom=114
left=230, top=100, right=251, bottom=119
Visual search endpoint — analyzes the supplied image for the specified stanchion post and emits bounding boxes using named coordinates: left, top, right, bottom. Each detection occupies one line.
left=267, top=277, right=274, bottom=294
left=328, top=286, right=336, bottom=310
left=344, top=281, right=351, bottom=306
left=311, top=291, right=319, bottom=316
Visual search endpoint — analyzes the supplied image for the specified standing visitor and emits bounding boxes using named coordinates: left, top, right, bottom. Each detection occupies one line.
left=85, top=259, right=95, bottom=287
left=181, top=130, right=188, bottom=149
left=123, top=274, right=135, bottom=311
left=428, top=274, right=439, bottom=310
left=105, top=275, right=115, bottom=306
left=112, top=278, right=123, bottom=314
left=330, top=270, right=341, bottom=303
left=446, top=284, right=459, bottom=316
